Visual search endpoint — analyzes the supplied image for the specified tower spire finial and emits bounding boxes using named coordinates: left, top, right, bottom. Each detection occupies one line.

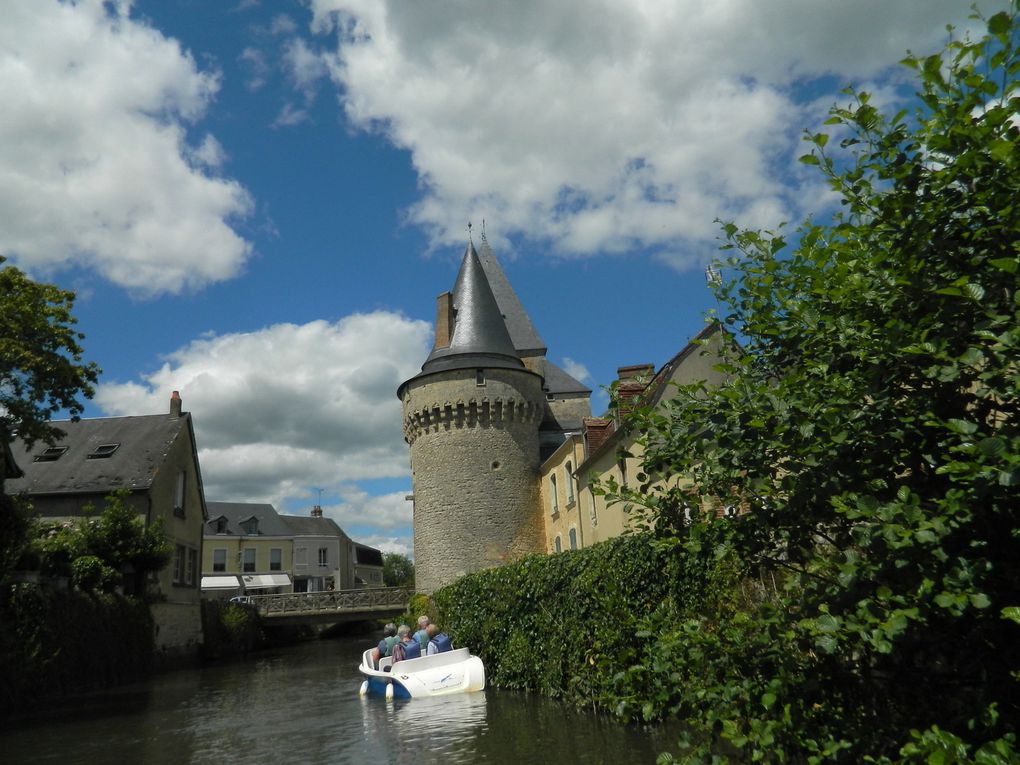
left=480, top=218, right=487, bottom=246
left=467, top=221, right=473, bottom=246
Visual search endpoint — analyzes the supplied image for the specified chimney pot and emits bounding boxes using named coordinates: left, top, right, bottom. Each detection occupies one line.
left=311, top=504, right=323, bottom=518
left=170, top=390, right=182, bottom=418
left=434, top=292, right=454, bottom=349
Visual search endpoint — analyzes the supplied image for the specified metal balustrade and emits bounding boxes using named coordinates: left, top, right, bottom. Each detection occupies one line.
left=243, top=586, right=412, bottom=623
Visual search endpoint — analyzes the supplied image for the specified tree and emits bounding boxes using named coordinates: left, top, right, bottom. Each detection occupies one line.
left=383, top=552, right=415, bottom=587
left=33, top=491, right=172, bottom=595
left=614, top=7, right=1019, bottom=762
left=0, top=257, right=101, bottom=449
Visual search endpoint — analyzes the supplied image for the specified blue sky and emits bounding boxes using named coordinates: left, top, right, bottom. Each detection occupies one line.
left=1, top=0, right=1003, bottom=556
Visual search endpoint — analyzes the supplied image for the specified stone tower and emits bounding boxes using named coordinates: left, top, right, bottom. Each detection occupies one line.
left=398, top=242, right=548, bottom=593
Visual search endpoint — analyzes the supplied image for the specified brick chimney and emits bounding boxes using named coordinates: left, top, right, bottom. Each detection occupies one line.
left=583, top=417, right=614, bottom=455
left=311, top=504, right=323, bottom=518
left=170, top=390, right=182, bottom=418
left=614, top=364, right=654, bottom=421
left=434, top=291, right=454, bottom=349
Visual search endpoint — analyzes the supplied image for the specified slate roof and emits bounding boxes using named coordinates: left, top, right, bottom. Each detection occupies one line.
left=205, top=501, right=292, bottom=536
left=543, top=360, right=592, bottom=396
left=477, top=233, right=546, bottom=355
left=6, top=414, right=191, bottom=496
left=280, top=514, right=348, bottom=539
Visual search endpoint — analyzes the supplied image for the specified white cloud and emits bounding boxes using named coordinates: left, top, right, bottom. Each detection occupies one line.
left=359, top=535, right=413, bottom=558
left=308, top=0, right=1000, bottom=269
left=323, top=487, right=413, bottom=533
left=94, top=312, right=432, bottom=504
left=0, top=0, right=253, bottom=294
left=560, top=357, right=591, bottom=386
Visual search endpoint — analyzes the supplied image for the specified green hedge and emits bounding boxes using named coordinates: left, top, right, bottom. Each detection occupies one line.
left=0, top=583, right=154, bottom=711
left=432, top=532, right=733, bottom=712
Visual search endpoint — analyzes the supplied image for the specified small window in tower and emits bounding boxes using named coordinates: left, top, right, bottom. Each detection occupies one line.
left=87, top=443, right=120, bottom=459
left=475, top=369, right=485, bottom=386
left=34, top=446, right=69, bottom=462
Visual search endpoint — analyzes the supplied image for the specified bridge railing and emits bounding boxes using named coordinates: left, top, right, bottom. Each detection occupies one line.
left=248, top=586, right=412, bottom=616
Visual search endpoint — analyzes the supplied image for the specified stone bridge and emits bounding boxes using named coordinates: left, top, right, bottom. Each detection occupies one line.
left=245, top=586, right=412, bottom=627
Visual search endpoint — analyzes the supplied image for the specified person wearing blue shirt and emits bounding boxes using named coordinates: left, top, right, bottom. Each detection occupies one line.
left=412, top=615, right=430, bottom=652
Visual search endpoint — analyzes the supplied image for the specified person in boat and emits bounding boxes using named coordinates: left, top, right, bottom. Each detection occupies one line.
left=391, top=624, right=422, bottom=663
left=371, top=622, right=399, bottom=667
left=425, top=624, right=453, bottom=655
left=412, top=615, right=430, bottom=652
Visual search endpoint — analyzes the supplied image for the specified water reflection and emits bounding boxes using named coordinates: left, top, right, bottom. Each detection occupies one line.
left=2, top=637, right=678, bottom=765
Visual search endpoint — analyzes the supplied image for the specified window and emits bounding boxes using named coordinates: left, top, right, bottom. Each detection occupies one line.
left=240, top=516, right=260, bottom=535
left=174, top=470, right=186, bottom=517
left=270, top=548, right=282, bottom=571
left=87, top=443, right=120, bottom=459
left=318, top=547, right=329, bottom=567
left=173, top=545, right=185, bottom=583
left=550, top=474, right=559, bottom=514
left=243, top=548, right=256, bottom=572
left=554, top=536, right=562, bottom=553
left=34, top=446, right=68, bottom=462
left=213, top=516, right=228, bottom=534
left=569, top=528, right=578, bottom=550
left=186, top=548, right=197, bottom=586
left=565, top=461, right=574, bottom=504
left=213, top=548, right=227, bottom=572
left=295, top=547, right=308, bottom=569
left=475, top=369, right=485, bottom=386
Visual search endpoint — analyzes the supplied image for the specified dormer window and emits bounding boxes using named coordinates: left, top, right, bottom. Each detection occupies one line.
left=213, top=516, right=229, bottom=534
left=34, top=447, right=68, bottom=462
left=87, top=443, right=120, bottom=459
left=240, top=517, right=260, bottom=535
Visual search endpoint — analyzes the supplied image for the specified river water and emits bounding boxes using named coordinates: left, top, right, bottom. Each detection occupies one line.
left=1, top=635, right=679, bottom=764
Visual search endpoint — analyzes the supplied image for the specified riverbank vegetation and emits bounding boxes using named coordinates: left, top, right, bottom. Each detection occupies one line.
left=0, top=493, right=172, bottom=711
left=434, top=8, right=1019, bottom=763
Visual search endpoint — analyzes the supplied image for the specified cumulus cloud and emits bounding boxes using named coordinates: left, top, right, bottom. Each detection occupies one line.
left=307, top=0, right=998, bottom=269
left=0, top=0, right=253, bottom=294
left=322, top=487, right=413, bottom=534
left=94, top=312, right=431, bottom=504
left=560, top=357, right=592, bottom=386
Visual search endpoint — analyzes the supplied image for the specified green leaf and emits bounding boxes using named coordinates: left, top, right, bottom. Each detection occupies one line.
left=947, top=418, right=979, bottom=435
left=799, top=153, right=820, bottom=166
left=988, top=11, right=1011, bottom=35
left=988, top=257, right=1018, bottom=274
left=970, top=593, right=991, bottom=610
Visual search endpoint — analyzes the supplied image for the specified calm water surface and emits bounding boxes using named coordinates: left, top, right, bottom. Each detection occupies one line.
left=1, top=635, right=679, bottom=764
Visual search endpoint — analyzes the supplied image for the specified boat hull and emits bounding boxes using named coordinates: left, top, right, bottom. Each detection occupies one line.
left=358, top=646, right=486, bottom=698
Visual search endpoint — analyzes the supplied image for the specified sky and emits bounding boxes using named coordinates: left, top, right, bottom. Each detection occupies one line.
left=1, top=0, right=1006, bottom=558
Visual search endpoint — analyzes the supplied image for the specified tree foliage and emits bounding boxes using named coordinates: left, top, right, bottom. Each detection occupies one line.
left=32, top=491, right=172, bottom=595
left=0, top=256, right=100, bottom=449
left=383, top=552, right=415, bottom=587
left=611, top=7, right=1019, bottom=762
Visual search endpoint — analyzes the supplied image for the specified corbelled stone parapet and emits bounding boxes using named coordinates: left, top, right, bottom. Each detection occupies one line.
left=403, top=396, right=543, bottom=444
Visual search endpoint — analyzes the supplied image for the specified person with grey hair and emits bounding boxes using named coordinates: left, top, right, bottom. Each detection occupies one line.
left=371, top=622, right=399, bottom=667
left=413, top=615, right=430, bottom=652
left=391, top=623, right=421, bottom=663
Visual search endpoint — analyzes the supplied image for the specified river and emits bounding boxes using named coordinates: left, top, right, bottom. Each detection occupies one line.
left=1, top=634, right=680, bottom=764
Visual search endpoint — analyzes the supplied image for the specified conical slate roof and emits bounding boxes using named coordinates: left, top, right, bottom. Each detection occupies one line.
left=477, top=233, right=546, bottom=356
left=401, top=242, right=528, bottom=391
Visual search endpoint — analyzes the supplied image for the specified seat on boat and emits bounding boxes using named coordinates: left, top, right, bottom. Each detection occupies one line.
left=378, top=656, right=394, bottom=672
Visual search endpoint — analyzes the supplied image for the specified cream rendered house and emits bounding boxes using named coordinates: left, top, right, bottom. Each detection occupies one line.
left=541, top=323, right=732, bottom=551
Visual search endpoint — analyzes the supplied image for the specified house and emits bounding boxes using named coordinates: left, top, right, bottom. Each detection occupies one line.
left=562, top=323, right=732, bottom=549
left=201, top=502, right=294, bottom=598
left=5, top=392, right=208, bottom=658
left=201, top=501, right=385, bottom=597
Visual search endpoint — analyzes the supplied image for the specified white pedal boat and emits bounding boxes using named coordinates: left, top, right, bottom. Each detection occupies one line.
left=358, top=646, right=486, bottom=699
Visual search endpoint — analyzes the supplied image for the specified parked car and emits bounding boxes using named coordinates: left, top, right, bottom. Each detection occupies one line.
left=229, top=595, right=253, bottom=605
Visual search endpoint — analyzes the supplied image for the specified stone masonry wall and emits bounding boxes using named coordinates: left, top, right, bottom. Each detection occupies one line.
left=402, top=367, right=546, bottom=593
